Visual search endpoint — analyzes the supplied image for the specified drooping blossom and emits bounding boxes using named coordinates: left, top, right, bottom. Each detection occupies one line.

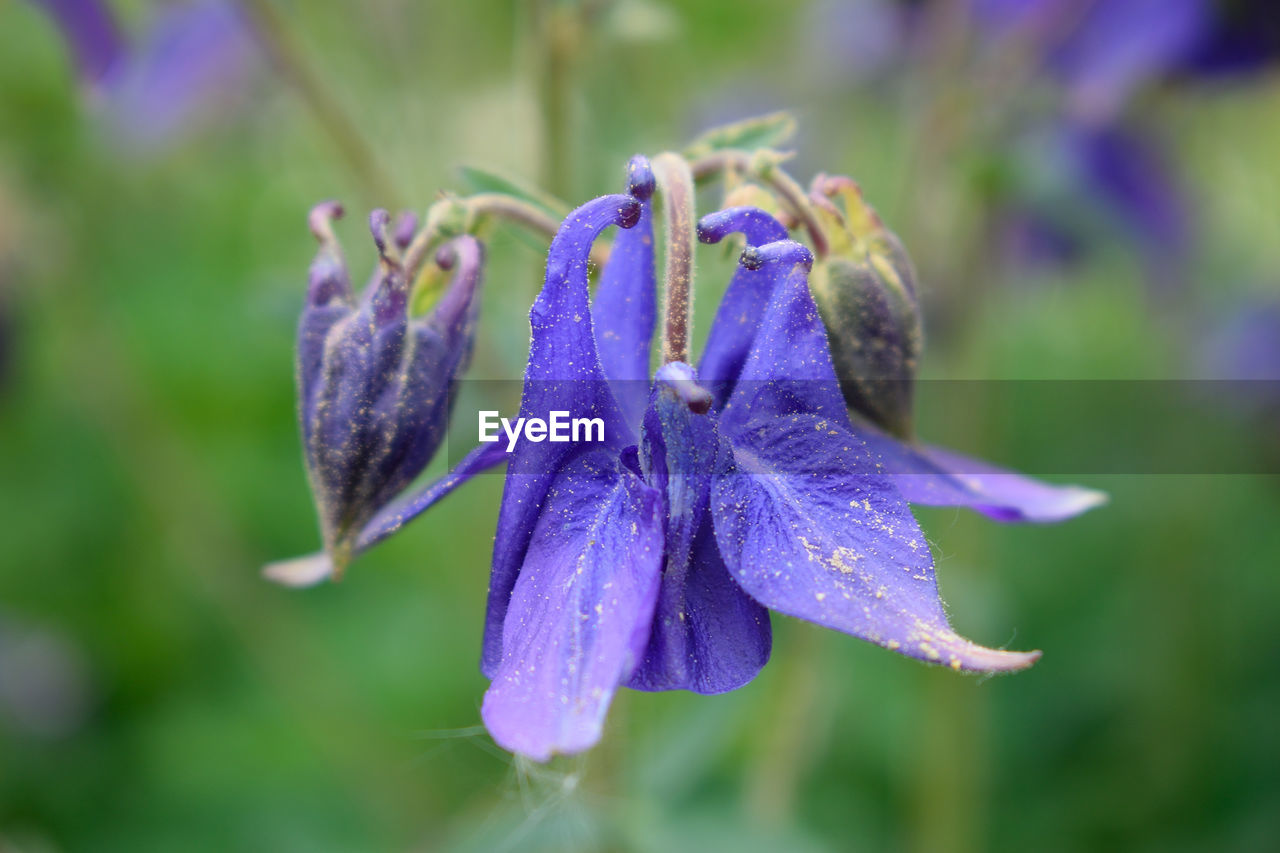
left=481, top=156, right=1050, bottom=761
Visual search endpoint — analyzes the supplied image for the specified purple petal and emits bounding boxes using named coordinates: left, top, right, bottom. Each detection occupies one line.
left=482, top=449, right=664, bottom=761
left=32, top=0, right=124, bottom=90
left=627, top=363, right=771, bottom=693
left=265, top=442, right=508, bottom=589
left=484, top=194, right=642, bottom=675
left=695, top=207, right=789, bottom=405
left=855, top=418, right=1107, bottom=523
left=355, top=442, right=509, bottom=553
left=593, top=156, right=657, bottom=431
left=719, top=240, right=848, bottom=438
left=714, top=416, right=1040, bottom=672
left=298, top=202, right=352, bottom=445
left=361, top=235, right=484, bottom=512
left=305, top=257, right=410, bottom=538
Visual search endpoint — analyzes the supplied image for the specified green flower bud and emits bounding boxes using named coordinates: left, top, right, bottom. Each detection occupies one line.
left=807, top=175, right=922, bottom=440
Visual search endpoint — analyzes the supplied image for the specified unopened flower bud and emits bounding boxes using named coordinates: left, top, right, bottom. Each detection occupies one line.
left=807, top=175, right=923, bottom=439
left=294, top=202, right=484, bottom=579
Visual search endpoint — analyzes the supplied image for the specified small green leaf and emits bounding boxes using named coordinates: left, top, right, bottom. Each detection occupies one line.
left=683, top=111, right=798, bottom=159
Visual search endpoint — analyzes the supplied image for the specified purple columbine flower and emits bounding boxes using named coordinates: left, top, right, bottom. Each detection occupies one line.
left=264, top=203, right=504, bottom=587
left=480, top=156, right=1045, bottom=761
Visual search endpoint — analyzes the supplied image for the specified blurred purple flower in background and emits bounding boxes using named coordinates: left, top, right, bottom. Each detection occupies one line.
left=1199, top=298, right=1280, bottom=381
left=1196, top=295, right=1280, bottom=423
left=969, top=0, right=1204, bottom=284
left=959, top=0, right=1280, bottom=286
left=31, top=0, right=260, bottom=148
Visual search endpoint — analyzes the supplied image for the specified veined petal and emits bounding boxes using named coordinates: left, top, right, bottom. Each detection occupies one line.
left=857, top=422, right=1108, bottom=522
left=713, top=416, right=1040, bottom=673
left=628, top=363, right=771, bottom=693
left=696, top=207, right=789, bottom=405
left=485, top=194, right=642, bottom=675
left=719, top=240, right=848, bottom=438
left=593, top=156, right=657, bottom=432
left=482, top=449, right=664, bottom=761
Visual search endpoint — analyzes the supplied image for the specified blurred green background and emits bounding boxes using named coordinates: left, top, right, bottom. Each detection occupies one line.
left=1, top=1, right=1278, bottom=850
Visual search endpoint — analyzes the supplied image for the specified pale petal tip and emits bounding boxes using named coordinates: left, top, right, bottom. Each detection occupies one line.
left=910, top=624, right=1043, bottom=673
left=262, top=553, right=334, bottom=588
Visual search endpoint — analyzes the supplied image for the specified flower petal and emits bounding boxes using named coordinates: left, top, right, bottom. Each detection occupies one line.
left=713, top=415, right=1040, bottom=673
left=354, top=441, right=509, bottom=553
left=627, top=363, right=771, bottom=693
left=298, top=202, right=352, bottom=447
left=362, top=235, right=484, bottom=513
left=593, top=156, right=657, bottom=430
left=719, top=240, right=849, bottom=438
left=482, top=448, right=664, bottom=761
left=695, top=207, right=789, bottom=405
left=484, top=193, right=642, bottom=675
left=856, top=422, right=1108, bottom=523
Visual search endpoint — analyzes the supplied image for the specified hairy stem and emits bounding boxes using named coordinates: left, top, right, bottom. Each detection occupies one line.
left=401, top=193, right=610, bottom=284
left=653, top=152, right=697, bottom=365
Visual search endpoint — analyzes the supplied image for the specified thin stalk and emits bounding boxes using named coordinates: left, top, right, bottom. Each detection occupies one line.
left=653, top=152, right=696, bottom=365
left=538, top=1, right=580, bottom=199
left=241, top=0, right=403, bottom=208
left=401, top=193, right=610, bottom=283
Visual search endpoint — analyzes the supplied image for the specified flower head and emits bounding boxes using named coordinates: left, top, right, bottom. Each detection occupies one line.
left=265, top=203, right=491, bottom=586
left=480, top=157, right=1045, bottom=761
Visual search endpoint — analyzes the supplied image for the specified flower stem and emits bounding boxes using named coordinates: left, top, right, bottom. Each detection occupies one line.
left=240, top=0, right=403, bottom=208
left=401, top=193, right=610, bottom=285
left=653, top=152, right=697, bottom=365
left=536, top=0, right=581, bottom=199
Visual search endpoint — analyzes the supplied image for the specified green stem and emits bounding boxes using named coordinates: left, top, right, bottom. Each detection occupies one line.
left=241, top=0, right=403, bottom=208
left=538, top=1, right=580, bottom=199
left=401, top=193, right=610, bottom=284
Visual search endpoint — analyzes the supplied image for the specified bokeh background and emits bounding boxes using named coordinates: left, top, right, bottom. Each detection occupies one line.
left=2, top=0, right=1279, bottom=850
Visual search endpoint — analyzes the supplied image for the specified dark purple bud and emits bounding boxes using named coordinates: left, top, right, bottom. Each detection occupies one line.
left=627, top=155, right=655, bottom=200
left=295, top=207, right=484, bottom=578
left=807, top=175, right=923, bottom=440
left=393, top=211, right=418, bottom=251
